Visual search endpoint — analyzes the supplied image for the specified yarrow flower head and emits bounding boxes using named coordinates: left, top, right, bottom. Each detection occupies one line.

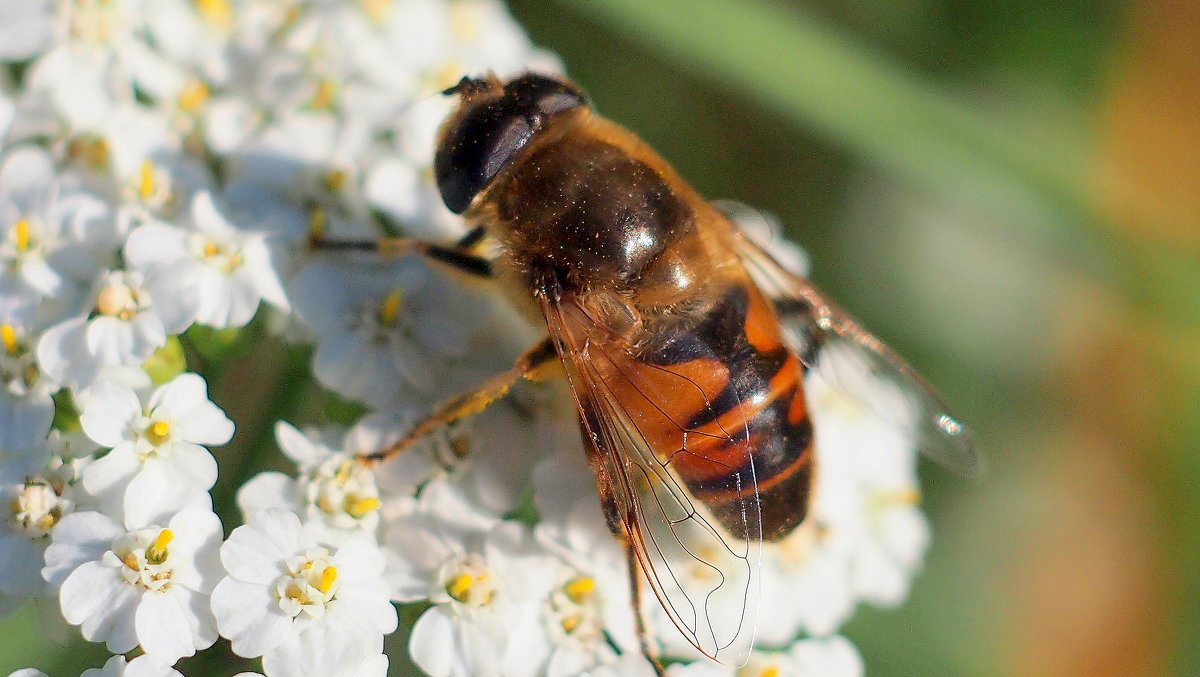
left=211, top=509, right=397, bottom=677
left=9, top=654, right=186, bottom=677
left=77, top=372, right=234, bottom=526
left=125, top=191, right=289, bottom=329
left=41, top=502, right=224, bottom=662
left=237, top=422, right=385, bottom=545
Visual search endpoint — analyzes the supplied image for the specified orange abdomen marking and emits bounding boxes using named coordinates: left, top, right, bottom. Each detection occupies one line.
left=599, top=283, right=816, bottom=541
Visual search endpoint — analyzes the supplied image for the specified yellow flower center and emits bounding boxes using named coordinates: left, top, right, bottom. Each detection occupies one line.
left=96, top=282, right=136, bottom=319
left=308, top=207, right=326, bottom=237
left=431, top=61, right=466, bottom=92
left=146, top=528, right=173, bottom=564
left=448, top=3, right=478, bottom=42
left=560, top=614, right=582, bottom=634
left=738, top=667, right=780, bottom=677
left=360, top=0, right=390, bottom=22
left=178, top=79, right=210, bottom=113
left=1, top=324, right=17, bottom=355
left=144, top=420, right=171, bottom=446
left=379, top=289, right=403, bottom=325
left=871, top=488, right=921, bottom=511
left=323, top=169, right=347, bottom=193
left=343, top=495, right=381, bottom=519
left=138, top=160, right=157, bottom=200
left=194, top=0, right=233, bottom=30
left=563, top=576, right=595, bottom=605
left=67, top=135, right=110, bottom=169
left=12, top=218, right=30, bottom=252
left=309, top=79, right=336, bottom=111
left=317, top=565, right=338, bottom=594
left=446, top=573, right=475, bottom=603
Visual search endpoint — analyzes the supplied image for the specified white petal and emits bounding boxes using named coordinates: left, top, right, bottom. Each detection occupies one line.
left=190, top=191, right=232, bottom=236
left=80, top=446, right=141, bottom=506
left=162, top=442, right=219, bottom=491
left=0, top=535, right=47, bottom=595
left=347, top=654, right=389, bottom=677
left=123, top=654, right=186, bottom=677
left=123, top=461, right=206, bottom=528
left=60, top=561, right=138, bottom=651
left=331, top=539, right=386, bottom=580
left=135, top=588, right=200, bottom=660
left=236, top=471, right=302, bottom=519
left=220, top=510, right=301, bottom=584
left=86, top=316, right=145, bottom=366
left=243, top=237, right=290, bottom=311
left=262, top=628, right=378, bottom=677
left=210, top=578, right=291, bottom=658
left=273, top=421, right=329, bottom=466
left=152, top=373, right=234, bottom=445
left=125, top=223, right=190, bottom=271
left=408, top=607, right=458, bottom=677
left=35, top=316, right=90, bottom=388
left=79, top=379, right=141, bottom=446
left=41, top=511, right=124, bottom=587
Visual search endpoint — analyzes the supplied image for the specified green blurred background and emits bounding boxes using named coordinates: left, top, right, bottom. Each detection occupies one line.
left=4, top=0, right=1198, bottom=675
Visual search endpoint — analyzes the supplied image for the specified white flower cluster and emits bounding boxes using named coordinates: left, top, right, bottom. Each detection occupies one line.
left=0, top=2, right=931, bottom=677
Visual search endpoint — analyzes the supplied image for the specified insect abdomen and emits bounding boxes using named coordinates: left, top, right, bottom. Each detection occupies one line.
left=622, top=283, right=816, bottom=541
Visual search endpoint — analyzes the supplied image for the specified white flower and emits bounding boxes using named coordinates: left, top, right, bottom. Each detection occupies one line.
left=757, top=525, right=856, bottom=642
left=36, top=268, right=200, bottom=391
left=224, top=111, right=376, bottom=223
left=101, top=105, right=214, bottom=224
left=4, top=653, right=182, bottom=677
left=525, top=450, right=642, bottom=674
left=805, top=343, right=929, bottom=609
left=569, top=653, right=659, bottom=677
left=82, top=653, right=186, bottom=677
left=662, top=636, right=863, bottom=677
left=42, top=504, right=223, bottom=662
left=288, top=259, right=484, bottom=407
left=384, top=516, right=555, bottom=677
left=125, top=191, right=289, bottom=328
left=211, top=509, right=396, bottom=677
left=77, top=372, right=233, bottom=526
left=237, top=422, right=383, bottom=544
left=0, top=446, right=80, bottom=614
left=0, top=146, right=118, bottom=304
left=0, top=319, right=57, bottom=451
left=364, top=384, right=573, bottom=520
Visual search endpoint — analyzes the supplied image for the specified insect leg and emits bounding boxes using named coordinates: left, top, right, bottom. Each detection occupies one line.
left=359, top=336, right=557, bottom=464
left=627, top=540, right=666, bottom=676
left=310, top=224, right=494, bottom=278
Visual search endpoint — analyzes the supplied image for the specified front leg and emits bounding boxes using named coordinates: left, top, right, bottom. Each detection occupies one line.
left=311, top=224, right=494, bottom=279
left=359, top=337, right=558, bottom=464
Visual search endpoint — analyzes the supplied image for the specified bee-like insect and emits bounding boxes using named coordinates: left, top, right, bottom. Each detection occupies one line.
left=334, top=72, right=977, bottom=668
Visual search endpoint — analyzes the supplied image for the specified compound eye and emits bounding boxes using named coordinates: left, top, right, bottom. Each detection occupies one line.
left=435, top=101, right=522, bottom=214
left=435, top=73, right=587, bottom=214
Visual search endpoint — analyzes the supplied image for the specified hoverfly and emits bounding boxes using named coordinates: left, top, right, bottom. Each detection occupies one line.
left=326, top=72, right=977, bottom=669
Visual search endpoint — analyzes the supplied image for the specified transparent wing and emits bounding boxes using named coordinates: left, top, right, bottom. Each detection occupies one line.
left=729, top=221, right=981, bottom=477
left=539, top=292, right=762, bottom=667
